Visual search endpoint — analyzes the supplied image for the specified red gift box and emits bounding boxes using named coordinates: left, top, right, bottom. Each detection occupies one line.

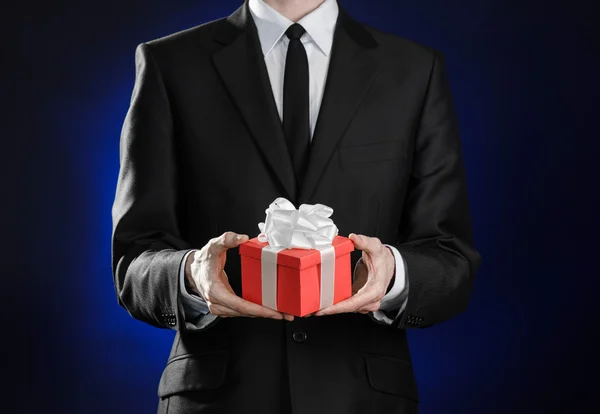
left=239, top=235, right=355, bottom=317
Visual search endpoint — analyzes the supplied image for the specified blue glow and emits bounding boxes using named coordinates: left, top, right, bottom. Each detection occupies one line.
left=23, top=1, right=588, bottom=413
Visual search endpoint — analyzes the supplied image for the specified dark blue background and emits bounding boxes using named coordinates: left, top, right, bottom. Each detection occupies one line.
left=6, top=0, right=592, bottom=412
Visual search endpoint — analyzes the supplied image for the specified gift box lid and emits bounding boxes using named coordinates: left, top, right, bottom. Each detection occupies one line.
left=239, top=235, right=354, bottom=270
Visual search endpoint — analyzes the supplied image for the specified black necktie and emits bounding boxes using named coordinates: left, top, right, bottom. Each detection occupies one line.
left=283, top=23, right=310, bottom=188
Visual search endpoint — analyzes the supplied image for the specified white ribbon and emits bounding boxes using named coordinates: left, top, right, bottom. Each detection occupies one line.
left=260, top=244, right=284, bottom=310
left=258, top=197, right=338, bottom=249
left=257, top=197, right=339, bottom=311
left=318, top=245, right=336, bottom=309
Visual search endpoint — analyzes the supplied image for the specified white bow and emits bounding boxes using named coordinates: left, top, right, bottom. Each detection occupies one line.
left=258, top=197, right=339, bottom=249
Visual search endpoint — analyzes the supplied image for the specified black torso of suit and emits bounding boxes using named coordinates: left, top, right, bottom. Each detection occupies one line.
left=110, top=1, right=482, bottom=413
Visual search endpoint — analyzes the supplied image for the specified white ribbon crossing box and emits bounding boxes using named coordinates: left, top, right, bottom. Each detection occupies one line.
left=239, top=197, right=354, bottom=317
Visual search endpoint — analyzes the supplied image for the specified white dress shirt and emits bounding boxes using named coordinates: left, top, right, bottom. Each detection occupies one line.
left=179, top=0, right=409, bottom=325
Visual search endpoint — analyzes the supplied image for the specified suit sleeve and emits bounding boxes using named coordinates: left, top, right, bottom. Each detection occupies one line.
left=111, top=43, right=219, bottom=333
left=384, top=51, right=482, bottom=329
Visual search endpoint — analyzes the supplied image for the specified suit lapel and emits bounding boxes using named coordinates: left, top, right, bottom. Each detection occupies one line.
left=211, top=1, right=380, bottom=205
left=298, top=4, right=380, bottom=204
left=211, top=1, right=297, bottom=202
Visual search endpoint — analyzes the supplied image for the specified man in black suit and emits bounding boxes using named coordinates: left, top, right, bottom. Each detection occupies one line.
left=111, top=0, right=482, bottom=412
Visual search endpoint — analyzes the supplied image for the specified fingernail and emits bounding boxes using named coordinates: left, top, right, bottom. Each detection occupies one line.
left=236, top=234, right=245, bottom=241
left=349, top=233, right=355, bottom=238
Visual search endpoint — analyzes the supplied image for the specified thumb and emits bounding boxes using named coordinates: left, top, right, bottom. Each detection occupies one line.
left=213, top=231, right=249, bottom=253
left=229, top=232, right=249, bottom=247
left=348, top=233, right=367, bottom=250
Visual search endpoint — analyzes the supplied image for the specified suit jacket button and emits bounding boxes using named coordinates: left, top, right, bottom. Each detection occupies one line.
left=292, top=329, right=307, bottom=343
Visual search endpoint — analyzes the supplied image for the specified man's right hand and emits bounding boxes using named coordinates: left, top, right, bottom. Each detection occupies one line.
left=185, top=231, right=293, bottom=321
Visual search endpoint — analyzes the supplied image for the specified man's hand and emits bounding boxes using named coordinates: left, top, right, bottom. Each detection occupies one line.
left=185, top=231, right=294, bottom=321
left=313, top=233, right=395, bottom=316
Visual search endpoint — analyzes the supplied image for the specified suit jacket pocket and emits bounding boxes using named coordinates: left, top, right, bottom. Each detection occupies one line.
left=338, top=139, right=399, bottom=166
left=364, top=354, right=419, bottom=402
left=157, top=351, right=228, bottom=398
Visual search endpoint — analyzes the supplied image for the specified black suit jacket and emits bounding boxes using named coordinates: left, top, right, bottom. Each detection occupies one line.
left=111, top=1, right=482, bottom=413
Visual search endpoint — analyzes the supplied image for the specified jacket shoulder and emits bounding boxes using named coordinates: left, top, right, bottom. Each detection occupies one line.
left=361, top=23, right=439, bottom=64
left=141, top=16, right=226, bottom=56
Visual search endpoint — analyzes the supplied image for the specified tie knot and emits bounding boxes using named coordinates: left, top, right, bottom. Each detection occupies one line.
left=285, top=23, right=306, bottom=40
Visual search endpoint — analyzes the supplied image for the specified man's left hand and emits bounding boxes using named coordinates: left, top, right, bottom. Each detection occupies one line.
left=313, top=233, right=395, bottom=316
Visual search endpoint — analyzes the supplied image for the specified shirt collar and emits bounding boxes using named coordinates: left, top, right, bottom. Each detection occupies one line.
left=248, top=0, right=339, bottom=57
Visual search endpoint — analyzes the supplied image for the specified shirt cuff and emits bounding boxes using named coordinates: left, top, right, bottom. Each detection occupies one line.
left=372, top=244, right=409, bottom=323
left=179, top=249, right=210, bottom=319
left=379, top=244, right=408, bottom=310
